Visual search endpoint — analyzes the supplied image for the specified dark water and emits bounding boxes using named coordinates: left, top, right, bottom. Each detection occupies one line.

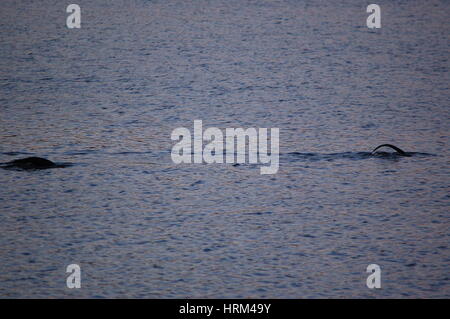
left=0, top=0, right=449, bottom=298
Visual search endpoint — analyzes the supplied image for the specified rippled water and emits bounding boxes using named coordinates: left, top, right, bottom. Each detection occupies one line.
left=0, top=0, right=449, bottom=298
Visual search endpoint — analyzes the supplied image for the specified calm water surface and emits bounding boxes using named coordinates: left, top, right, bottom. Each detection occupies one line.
left=0, top=0, right=449, bottom=298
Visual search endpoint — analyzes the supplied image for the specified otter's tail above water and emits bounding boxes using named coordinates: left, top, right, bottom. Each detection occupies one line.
left=371, top=144, right=410, bottom=156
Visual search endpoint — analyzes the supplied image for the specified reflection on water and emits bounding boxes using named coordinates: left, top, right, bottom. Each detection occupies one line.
left=0, top=0, right=449, bottom=298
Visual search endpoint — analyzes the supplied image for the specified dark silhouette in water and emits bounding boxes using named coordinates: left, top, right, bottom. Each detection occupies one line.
left=371, top=144, right=411, bottom=157
left=0, top=157, right=70, bottom=170
left=0, top=145, right=418, bottom=171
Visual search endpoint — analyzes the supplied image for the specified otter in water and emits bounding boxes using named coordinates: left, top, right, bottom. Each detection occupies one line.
left=371, top=144, right=411, bottom=156
left=0, top=157, right=69, bottom=170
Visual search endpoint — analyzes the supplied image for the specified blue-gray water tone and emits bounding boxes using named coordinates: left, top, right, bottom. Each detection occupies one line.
left=0, top=0, right=449, bottom=298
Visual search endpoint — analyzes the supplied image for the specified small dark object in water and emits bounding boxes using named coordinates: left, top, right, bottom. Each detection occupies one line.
left=371, top=144, right=411, bottom=157
left=1, top=157, right=68, bottom=170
